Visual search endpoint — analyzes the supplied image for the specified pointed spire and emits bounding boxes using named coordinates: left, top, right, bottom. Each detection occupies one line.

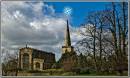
left=64, top=20, right=71, bottom=46
left=26, top=44, right=27, bottom=48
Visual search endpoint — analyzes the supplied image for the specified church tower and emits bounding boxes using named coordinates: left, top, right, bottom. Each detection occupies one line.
left=60, top=20, right=77, bottom=71
left=62, top=20, right=74, bottom=54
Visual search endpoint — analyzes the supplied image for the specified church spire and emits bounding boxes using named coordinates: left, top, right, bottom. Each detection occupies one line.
left=64, top=20, right=71, bottom=46
left=25, top=43, right=28, bottom=48
left=62, top=20, right=74, bottom=54
left=26, top=44, right=27, bottom=48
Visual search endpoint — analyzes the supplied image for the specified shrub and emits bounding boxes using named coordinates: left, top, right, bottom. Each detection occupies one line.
left=28, top=70, right=42, bottom=73
left=80, top=69, right=90, bottom=74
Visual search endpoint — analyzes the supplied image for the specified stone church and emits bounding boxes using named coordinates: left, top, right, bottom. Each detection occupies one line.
left=18, top=47, right=55, bottom=71
left=18, top=20, right=77, bottom=71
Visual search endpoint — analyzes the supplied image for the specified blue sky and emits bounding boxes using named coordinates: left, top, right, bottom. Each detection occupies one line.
left=46, top=2, right=111, bottom=27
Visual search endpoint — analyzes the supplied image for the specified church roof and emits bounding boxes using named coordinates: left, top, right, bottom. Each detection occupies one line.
left=20, top=47, right=55, bottom=61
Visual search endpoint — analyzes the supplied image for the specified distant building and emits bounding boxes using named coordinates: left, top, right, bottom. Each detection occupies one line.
left=18, top=47, right=55, bottom=71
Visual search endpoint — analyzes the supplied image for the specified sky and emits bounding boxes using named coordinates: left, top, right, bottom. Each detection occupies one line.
left=1, top=1, right=111, bottom=61
left=46, top=2, right=110, bottom=27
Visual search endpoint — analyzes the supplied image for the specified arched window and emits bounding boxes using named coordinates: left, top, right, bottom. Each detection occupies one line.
left=35, top=62, right=40, bottom=69
left=22, top=53, right=29, bottom=70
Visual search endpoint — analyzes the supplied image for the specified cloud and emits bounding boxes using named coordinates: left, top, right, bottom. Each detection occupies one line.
left=1, top=1, right=83, bottom=61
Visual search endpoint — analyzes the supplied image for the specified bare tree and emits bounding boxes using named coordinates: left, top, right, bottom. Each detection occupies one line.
left=2, top=49, right=19, bottom=76
left=104, top=2, right=128, bottom=75
left=75, top=2, right=128, bottom=75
